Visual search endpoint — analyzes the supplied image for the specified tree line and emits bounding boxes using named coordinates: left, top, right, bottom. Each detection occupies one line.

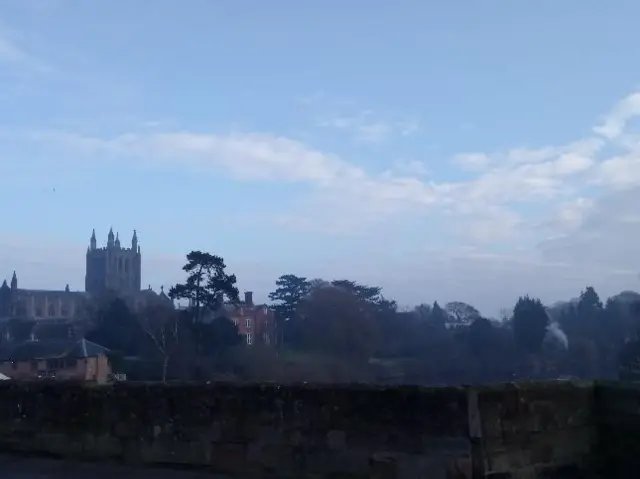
left=24, top=249, right=640, bottom=384
left=268, top=274, right=640, bottom=383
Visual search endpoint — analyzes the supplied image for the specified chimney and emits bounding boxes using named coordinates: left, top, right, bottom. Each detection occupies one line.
left=244, top=291, right=253, bottom=306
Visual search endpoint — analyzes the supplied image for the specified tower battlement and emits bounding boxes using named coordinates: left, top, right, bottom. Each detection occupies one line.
left=88, top=246, right=138, bottom=253
left=85, top=228, right=141, bottom=295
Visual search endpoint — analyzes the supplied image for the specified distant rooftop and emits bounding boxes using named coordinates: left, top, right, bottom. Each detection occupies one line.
left=0, top=338, right=109, bottom=362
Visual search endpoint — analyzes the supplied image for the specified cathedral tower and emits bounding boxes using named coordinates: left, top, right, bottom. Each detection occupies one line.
left=85, top=228, right=142, bottom=296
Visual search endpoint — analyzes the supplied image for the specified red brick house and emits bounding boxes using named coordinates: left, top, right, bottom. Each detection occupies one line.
left=179, top=291, right=277, bottom=347
left=225, top=292, right=276, bottom=347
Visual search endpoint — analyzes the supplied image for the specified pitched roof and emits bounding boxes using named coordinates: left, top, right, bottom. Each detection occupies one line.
left=68, top=338, right=109, bottom=358
left=0, top=338, right=109, bottom=362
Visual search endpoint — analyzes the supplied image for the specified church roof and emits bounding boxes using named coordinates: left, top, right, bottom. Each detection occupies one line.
left=136, top=286, right=172, bottom=304
left=13, top=289, right=87, bottom=297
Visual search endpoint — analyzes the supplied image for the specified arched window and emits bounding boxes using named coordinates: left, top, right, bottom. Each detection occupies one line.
left=124, top=258, right=129, bottom=273
left=48, top=303, right=55, bottom=317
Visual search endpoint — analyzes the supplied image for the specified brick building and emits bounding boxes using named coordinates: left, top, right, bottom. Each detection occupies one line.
left=188, top=291, right=276, bottom=347
left=0, top=338, right=112, bottom=383
left=227, top=291, right=276, bottom=346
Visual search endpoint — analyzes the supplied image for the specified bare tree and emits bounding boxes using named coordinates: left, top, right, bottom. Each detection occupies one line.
left=139, top=303, right=182, bottom=382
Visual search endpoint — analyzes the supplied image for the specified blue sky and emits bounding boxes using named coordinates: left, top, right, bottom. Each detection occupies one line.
left=1, top=0, right=640, bottom=315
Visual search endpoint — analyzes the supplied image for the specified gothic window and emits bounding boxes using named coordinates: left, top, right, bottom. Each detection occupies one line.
left=125, top=258, right=129, bottom=273
left=35, top=305, right=43, bottom=317
left=61, top=302, right=69, bottom=316
left=48, top=303, right=55, bottom=317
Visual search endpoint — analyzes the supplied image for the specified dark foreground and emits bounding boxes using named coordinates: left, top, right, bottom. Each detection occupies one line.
left=0, top=454, right=234, bottom=479
left=0, top=453, right=604, bottom=478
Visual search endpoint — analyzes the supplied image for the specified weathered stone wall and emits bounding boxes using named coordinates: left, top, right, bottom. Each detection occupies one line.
left=472, top=382, right=595, bottom=478
left=594, top=381, right=640, bottom=478
left=0, top=382, right=471, bottom=478
left=0, top=381, right=601, bottom=478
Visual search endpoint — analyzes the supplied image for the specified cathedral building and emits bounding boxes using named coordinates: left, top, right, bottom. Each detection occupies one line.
left=85, top=228, right=142, bottom=296
left=0, top=272, right=83, bottom=322
left=0, top=228, right=170, bottom=326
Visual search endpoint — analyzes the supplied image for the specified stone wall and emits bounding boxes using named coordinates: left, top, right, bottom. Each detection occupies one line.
left=472, top=382, right=595, bottom=478
left=0, top=381, right=603, bottom=478
left=0, top=382, right=472, bottom=477
left=594, top=381, right=640, bottom=478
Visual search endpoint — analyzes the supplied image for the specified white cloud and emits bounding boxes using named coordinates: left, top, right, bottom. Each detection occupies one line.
left=319, top=114, right=391, bottom=143
left=456, top=138, right=603, bottom=172
left=25, top=130, right=365, bottom=184
left=6, top=122, right=600, bottom=245
left=318, top=111, right=420, bottom=143
left=538, top=188, right=640, bottom=273
left=463, top=207, right=524, bottom=244
left=594, top=92, right=640, bottom=140
left=546, top=197, right=595, bottom=232
left=453, top=153, right=491, bottom=171
left=10, top=88, right=640, bottom=303
left=21, top=129, right=446, bottom=217
left=444, top=138, right=605, bottom=241
left=391, top=159, right=430, bottom=176
left=594, top=153, right=640, bottom=189
left=26, top=124, right=596, bottom=219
